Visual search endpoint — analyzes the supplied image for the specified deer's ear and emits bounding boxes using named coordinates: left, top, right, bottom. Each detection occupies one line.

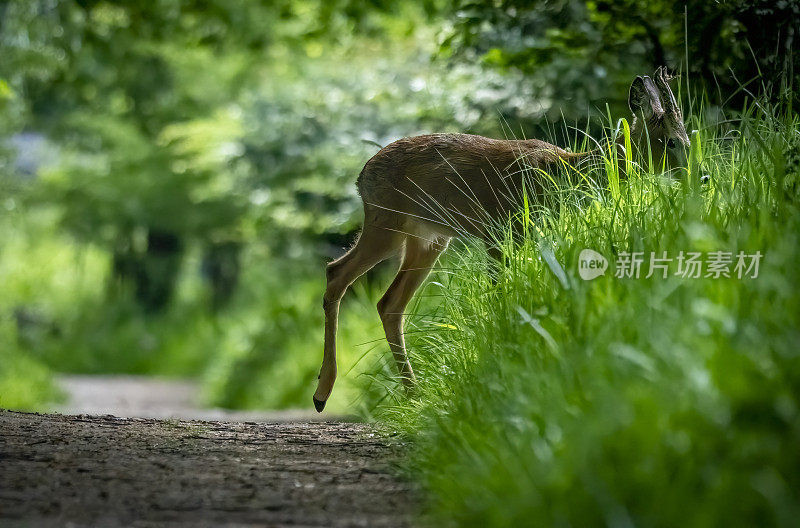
left=628, top=76, right=664, bottom=119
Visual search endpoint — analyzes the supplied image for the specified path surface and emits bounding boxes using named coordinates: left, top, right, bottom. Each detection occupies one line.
left=55, top=375, right=329, bottom=422
left=0, top=411, right=416, bottom=527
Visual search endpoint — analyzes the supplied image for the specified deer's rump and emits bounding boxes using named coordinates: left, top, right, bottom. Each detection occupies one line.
left=356, top=133, right=568, bottom=237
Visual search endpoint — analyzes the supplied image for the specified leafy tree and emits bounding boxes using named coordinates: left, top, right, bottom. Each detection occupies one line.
left=441, top=0, right=799, bottom=120
left=1, top=0, right=275, bottom=310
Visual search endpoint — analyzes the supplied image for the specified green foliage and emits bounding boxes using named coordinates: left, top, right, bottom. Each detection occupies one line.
left=442, top=0, right=799, bottom=121
left=381, top=101, right=800, bottom=526
left=0, top=340, right=61, bottom=412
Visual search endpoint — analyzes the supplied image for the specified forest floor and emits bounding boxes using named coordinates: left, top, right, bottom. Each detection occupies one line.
left=0, top=410, right=417, bottom=527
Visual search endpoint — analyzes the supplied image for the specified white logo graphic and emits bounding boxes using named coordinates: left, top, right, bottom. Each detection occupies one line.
left=578, top=249, right=608, bottom=280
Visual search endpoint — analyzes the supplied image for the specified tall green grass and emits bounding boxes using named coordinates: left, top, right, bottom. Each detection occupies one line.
left=379, top=100, right=800, bottom=526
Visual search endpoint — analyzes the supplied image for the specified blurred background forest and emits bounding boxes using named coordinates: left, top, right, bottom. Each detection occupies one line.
left=1, top=0, right=797, bottom=412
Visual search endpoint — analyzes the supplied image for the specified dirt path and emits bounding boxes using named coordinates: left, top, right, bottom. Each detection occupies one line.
left=54, top=375, right=330, bottom=422
left=0, top=410, right=416, bottom=527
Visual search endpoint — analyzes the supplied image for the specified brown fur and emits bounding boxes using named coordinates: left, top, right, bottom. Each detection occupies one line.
left=357, top=133, right=570, bottom=240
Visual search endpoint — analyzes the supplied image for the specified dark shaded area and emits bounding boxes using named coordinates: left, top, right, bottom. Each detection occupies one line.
left=201, top=240, right=243, bottom=312
left=445, top=0, right=799, bottom=127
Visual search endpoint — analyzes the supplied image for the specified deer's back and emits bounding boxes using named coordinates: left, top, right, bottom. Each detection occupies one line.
left=357, top=133, right=568, bottom=237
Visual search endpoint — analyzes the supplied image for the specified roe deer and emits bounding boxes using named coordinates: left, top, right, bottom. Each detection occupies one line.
left=313, top=67, right=691, bottom=411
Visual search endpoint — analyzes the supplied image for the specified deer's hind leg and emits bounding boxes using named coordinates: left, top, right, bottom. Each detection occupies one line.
left=314, top=221, right=404, bottom=412
left=377, top=234, right=449, bottom=388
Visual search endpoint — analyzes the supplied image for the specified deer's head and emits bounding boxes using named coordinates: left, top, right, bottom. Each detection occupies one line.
left=628, top=67, right=692, bottom=176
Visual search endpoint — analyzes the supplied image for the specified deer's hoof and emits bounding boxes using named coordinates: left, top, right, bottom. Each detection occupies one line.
left=313, top=396, right=326, bottom=413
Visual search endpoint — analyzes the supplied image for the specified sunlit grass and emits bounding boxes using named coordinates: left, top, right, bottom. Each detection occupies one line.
left=377, top=99, right=800, bottom=526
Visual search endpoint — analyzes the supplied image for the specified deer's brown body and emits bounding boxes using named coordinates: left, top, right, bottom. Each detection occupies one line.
left=312, top=68, right=690, bottom=411
left=357, top=133, right=571, bottom=240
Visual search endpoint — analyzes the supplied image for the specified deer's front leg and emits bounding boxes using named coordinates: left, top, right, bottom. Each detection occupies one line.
left=313, top=222, right=405, bottom=412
